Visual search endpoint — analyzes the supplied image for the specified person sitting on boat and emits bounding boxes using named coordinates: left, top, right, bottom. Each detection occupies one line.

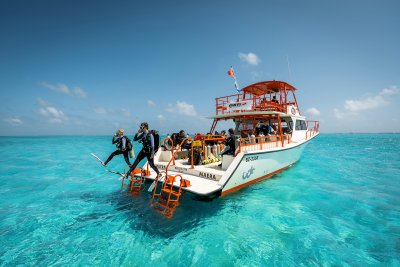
left=172, top=130, right=192, bottom=149
left=126, top=122, right=159, bottom=178
left=255, top=121, right=263, bottom=136
left=260, top=124, right=269, bottom=135
left=272, top=95, right=279, bottom=103
left=267, top=124, right=276, bottom=135
left=219, top=128, right=235, bottom=156
left=103, top=129, right=131, bottom=167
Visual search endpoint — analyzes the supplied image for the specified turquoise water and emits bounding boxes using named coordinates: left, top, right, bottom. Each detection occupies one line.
left=0, top=134, right=399, bottom=266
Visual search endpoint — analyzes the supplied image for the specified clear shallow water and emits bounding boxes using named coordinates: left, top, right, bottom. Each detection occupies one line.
left=0, top=134, right=399, bottom=266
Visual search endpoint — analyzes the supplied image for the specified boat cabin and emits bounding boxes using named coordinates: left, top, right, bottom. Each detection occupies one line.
left=157, top=81, right=319, bottom=171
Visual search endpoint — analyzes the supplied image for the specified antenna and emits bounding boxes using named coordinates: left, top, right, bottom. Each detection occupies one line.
left=286, top=55, right=292, bottom=83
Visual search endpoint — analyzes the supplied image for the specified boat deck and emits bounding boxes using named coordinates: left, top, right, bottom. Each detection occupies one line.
left=133, top=156, right=228, bottom=196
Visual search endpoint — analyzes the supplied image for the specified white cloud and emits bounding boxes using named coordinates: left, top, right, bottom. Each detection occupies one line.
left=238, top=52, right=260, bottom=66
left=73, top=87, right=87, bottom=98
left=333, top=108, right=345, bottom=119
left=37, top=97, right=49, bottom=106
left=4, top=117, right=23, bottom=126
left=41, top=81, right=88, bottom=98
left=380, top=86, right=400, bottom=96
left=37, top=97, right=68, bottom=123
left=306, top=107, right=321, bottom=117
left=334, top=86, right=399, bottom=119
left=157, top=114, right=165, bottom=120
left=93, top=107, right=108, bottom=114
left=148, top=100, right=156, bottom=107
left=344, top=95, right=388, bottom=112
left=120, top=109, right=131, bottom=117
left=166, top=101, right=197, bottom=116
left=93, top=107, right=131, bottom=117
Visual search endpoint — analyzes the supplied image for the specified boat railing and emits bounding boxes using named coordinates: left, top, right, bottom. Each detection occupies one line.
left=236, top=134, right=291, bottom=154
left=159, top=136, right=175, bottom=165
left=306, top=120, right=319, bottom=140
left=165, top=137, right=193, bottom=175
left=203, top=134, right=225, bottom=143
left=216, top=93, right=284, bottom=115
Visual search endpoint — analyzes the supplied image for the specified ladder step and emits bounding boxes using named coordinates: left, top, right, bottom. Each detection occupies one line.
left=161, top=189, right=180, bottom=196
left=156, top=201, right=178, bottom=209
left=159, top=195, right=179, bottom=202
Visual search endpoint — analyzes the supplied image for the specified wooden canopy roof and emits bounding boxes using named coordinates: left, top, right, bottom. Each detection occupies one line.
left=241, top=81, right=296, bottom=96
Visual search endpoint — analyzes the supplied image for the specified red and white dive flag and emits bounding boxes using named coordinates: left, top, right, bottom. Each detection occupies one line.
left=227, top=67, right=235, bottom=78
left=227, top=66, right=240, bottom=92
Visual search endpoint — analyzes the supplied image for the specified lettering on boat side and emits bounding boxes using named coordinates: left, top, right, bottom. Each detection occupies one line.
left=245, top=156, right=258, bottom=162
left=242, top=166, right=255, bottom=180
left=174, top=167, right=186, bottom=172
left=199, top=172, right=217, bottom=181
left=229, top=102, right=245, bottom=108
left=156, top=164, right=166, bottom=170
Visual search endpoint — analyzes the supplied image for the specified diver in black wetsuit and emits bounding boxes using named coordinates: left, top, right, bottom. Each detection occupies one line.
left=220, top=128, right=235, bottom=156
left=126, top=122, right=159, bottom=177
left=172, top=129, right=192, bottom=149
left=103, top=129, right=131, bottom=167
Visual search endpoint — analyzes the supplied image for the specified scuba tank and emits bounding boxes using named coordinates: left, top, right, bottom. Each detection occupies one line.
left=129, top=148, right=135, bottom=158
left=212, top=144, right=217, bottom=156
left=207, top=145, right=212, bottom=157
left=259, top=133, right=265, bottom=143
left=250, top=134, right=256, bottom=144
left=216, top=143, right=221, bottom=155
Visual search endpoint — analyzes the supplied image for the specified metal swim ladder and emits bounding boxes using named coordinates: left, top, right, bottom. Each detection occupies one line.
left=121, top=166, right=150, bottom=194
left=150, top=172, right=190, bottom=218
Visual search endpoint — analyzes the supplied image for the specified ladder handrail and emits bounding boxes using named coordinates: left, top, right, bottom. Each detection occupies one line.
left=151, top=170, right=167, bottom=201
left=160, top=136, right=175, bottom=165
left=165, top=137, right=193, bottom=176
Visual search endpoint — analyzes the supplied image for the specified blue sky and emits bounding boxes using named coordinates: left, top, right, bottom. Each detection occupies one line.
left=1, top=0, right=399, bottom=135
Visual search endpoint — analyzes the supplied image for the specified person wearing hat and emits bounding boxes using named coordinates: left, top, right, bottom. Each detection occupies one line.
left=103, top=129, right=131, bottom=167
left=126, top=122, right=159, bottom=177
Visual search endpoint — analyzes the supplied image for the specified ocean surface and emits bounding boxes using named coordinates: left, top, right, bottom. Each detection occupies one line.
left=0, top=134, right=399, bottom=266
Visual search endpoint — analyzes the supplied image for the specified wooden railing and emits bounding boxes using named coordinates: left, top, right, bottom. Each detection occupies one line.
left=237, top=134, right=291, bottom=154
left=165, top=137, right=192, bottom=175
left=215, top=93, right=284, bottom=115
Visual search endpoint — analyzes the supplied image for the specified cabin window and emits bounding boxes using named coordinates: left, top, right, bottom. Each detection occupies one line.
left=281, top=120, right=293, bottom=134
left=295, top=120, right=307, bottom=130
left=235, top=119, right=255, bottom=133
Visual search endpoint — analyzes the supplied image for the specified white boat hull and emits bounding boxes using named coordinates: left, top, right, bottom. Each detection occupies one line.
left=135, top=134, right=318, bottom=200
left=218, top=138, right=310, bottom=196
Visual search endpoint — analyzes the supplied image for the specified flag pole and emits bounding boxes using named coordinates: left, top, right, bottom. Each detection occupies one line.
left=227, top=66, right=240, bottom=93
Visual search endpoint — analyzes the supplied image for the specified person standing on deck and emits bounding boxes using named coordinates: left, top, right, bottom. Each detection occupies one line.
left=126, top=122, right=159, bottom=177
left=220, top=128, right=235, bottom=156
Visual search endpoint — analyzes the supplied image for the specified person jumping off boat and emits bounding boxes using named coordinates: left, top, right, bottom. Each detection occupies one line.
left=103, top=129, right=132, bottom=167
left=126, top=122, right=160, bottom=178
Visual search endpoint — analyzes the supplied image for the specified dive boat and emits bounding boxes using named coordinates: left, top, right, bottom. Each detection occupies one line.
left=126, top=81, right=319, bottom=216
